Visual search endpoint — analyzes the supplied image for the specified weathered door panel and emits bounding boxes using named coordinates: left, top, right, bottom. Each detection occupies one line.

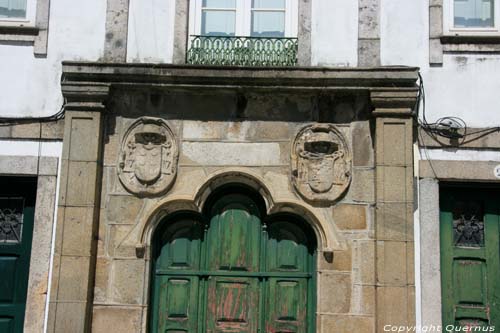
left=208, top=196, right=261, bottom=273
left=206, top=277, right=259, bottom=333
left=440, top=187, right=500, bottom=329
left=156, top=219, right=202, bottom=272
left=0, top=178, right=36, bottom=333
left=267, top=221, right=309, bottom=273
left=157, top=276, right=200, bottom=333
left=151, top=193, right=316, bottom=333
left=266, top=278, right=308, bottom=333
left=152, top=219, right=203, bottom=333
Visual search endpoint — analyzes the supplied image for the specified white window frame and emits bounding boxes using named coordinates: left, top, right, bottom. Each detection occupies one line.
left=443, top=0, right=500, bottom=35
left=189, top=0, right=298, bottom=38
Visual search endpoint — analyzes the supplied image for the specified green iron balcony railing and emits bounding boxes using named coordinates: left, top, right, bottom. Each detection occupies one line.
left=187, top=35, right=298, bottom=67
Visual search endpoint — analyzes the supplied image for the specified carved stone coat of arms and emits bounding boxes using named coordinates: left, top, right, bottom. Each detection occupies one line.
left=291, top=124, right=352, bottom=204
left=118, top=117, right=179, bottom=196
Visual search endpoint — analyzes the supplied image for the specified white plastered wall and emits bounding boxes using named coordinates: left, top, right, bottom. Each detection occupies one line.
left=0, top=0, right=106, bottom=118
left=311, top=0, right=358, bottom=67
left=126, top=0, right=175, bottom=63
left=381, top=0, right=500, bottom=128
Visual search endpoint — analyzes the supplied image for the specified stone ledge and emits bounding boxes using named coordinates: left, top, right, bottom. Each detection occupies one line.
left=0, top=25, right=38, bottom=43
left=441, top=35, right=500, bottom=44
left=62, top=62, right=419, bottom=89
left=0, top=25, right=39, bottom=34
left=0, top=120, right=64, bottom=140
left=441, top=35, right=500, bottom=53
left=419, top=159, right=500, bottom=180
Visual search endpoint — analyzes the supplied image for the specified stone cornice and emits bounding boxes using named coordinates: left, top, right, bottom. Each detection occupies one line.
left=61, top=62, right=420, bottom=112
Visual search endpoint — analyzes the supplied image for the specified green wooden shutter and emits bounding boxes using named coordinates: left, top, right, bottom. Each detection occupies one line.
left=440, top=186, right=500, bottom=329
left=265, top=221, right=311, bottom=333
left=205, top=195, right=261, bottom=332
left=152, top=219, right=203, bottom=333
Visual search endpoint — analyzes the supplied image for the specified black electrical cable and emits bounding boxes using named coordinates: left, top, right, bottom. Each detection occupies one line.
left=416, top=72, right=500, bottom=145
left=0, top=102, right=66, bottom=126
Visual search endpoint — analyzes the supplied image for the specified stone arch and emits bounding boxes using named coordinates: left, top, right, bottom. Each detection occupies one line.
left=136, top=169, right=339, bottom=256
left=193, top=168, right=275, bottom=213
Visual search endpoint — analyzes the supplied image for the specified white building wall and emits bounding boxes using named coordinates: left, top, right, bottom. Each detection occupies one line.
left=423, top=55, right=500, bottom=127
left=0, top=0, right=106, bottom=118
left=380, top=0, right=428, bottom=68
left=311, top=0, right=358, bottom=67
left=127, top=0, right=175, bottom=63
left=1, top=0, right=499, bottom=128
left=381, top=0, right=500, bottom=128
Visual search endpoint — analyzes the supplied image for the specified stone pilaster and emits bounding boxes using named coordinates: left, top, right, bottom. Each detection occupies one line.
left=372, top=90, right=417, bottom=332
left=47, top=85, right=109, bottom=333
left=419, top=178, right=442, bottom=329
left=297, top=0, right=312, bottom=66
left=173, top=0, right=190, bottom=64
left=104, top=0, right=130, bottom=61
left=429, top=0, right=444, bottom=65
left=358, top=0, right=381, bottom=66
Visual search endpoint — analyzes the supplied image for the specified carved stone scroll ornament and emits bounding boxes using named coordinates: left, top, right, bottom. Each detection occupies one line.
left=118, top=117, right=179, bottom=197
left=291, top=124, right=352, bottom=204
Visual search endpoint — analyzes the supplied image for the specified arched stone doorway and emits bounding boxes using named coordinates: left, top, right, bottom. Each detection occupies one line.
left=149, top=185, right=317, bottom=333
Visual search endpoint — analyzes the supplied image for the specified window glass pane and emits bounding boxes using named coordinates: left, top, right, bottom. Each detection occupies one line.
left=251, top=11, right=285, bottom=37
left=252, top=0, right=285, bottom=9
left=0, top=0, right=27, bottom=19
left=202, top=10, right=236, bottom=36
left=203, top=0, right=236, bottom=8
left=454, top=0, right=494, bottom=28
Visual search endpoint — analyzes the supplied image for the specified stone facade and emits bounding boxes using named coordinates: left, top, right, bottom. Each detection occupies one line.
left=4, top=1, right=499, bottom=332
left=40, top=63, right=419, bottom=332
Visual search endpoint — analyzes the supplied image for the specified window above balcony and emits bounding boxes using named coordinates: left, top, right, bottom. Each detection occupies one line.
left=187, top=0, right=299, bottom=67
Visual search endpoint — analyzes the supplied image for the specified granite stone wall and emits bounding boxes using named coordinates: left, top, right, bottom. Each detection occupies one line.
left=90, top=89, right=379, bottom=332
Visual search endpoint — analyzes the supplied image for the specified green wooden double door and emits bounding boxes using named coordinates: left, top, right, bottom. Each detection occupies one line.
left=440, top=186, right=500, bottom=329
left=0, top=177, right=37, bottom=333
left=151, top=193, right=316, bottom=333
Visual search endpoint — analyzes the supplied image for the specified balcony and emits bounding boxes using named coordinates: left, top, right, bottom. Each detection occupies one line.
left=187, top=35, right=298, bottom=67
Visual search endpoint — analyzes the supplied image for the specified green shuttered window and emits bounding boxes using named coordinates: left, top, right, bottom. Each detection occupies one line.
left=150, top=191, right=316, bottom=333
